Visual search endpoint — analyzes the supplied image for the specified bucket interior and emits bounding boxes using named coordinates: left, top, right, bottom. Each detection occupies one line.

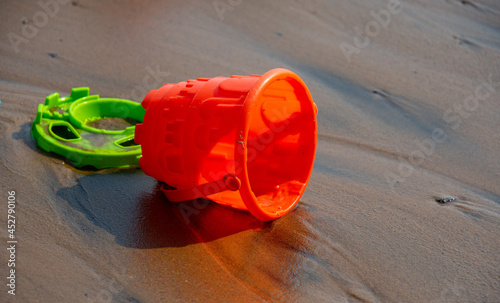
left=246, top=78, right=316, bottom=213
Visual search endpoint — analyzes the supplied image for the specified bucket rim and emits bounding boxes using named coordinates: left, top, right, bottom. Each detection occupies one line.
left=235, top=68, right=317, bottom=221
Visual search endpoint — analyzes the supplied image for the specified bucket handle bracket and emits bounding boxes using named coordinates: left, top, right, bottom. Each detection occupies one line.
left=161, top=174, right=241, bottom=202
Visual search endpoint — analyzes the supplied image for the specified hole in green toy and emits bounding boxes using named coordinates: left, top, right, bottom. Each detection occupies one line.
left=117, top=137, right=139, bottom=147
left=50, top=124, right=79, bottom=140
left=86, top=117, right=140, bottom=131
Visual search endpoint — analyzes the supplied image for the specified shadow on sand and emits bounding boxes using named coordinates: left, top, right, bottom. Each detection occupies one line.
left=56, top=171, right=270, bottom=249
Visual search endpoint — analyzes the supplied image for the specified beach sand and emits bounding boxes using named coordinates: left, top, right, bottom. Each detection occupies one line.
left=1, top=0, right=499, bottom=302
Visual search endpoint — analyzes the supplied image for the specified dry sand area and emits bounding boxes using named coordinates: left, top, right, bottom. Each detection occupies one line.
left=1, top=0, right=499, bottom=302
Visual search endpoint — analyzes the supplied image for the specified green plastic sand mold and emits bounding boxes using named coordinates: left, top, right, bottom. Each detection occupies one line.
left=31, top=87, right=145, bottom=169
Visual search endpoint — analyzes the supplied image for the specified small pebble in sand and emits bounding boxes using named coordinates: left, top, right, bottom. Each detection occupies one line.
left=436, top=197, right=457, bottom=204
left=49, top=53, right=58, bottom=58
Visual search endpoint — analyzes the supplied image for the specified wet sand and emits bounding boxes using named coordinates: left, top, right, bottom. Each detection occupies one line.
left=1, top=0, right=499, bottom=302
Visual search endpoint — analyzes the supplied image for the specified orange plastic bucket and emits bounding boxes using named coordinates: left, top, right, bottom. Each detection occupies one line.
left=135, top=68, right=317, bottom=221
